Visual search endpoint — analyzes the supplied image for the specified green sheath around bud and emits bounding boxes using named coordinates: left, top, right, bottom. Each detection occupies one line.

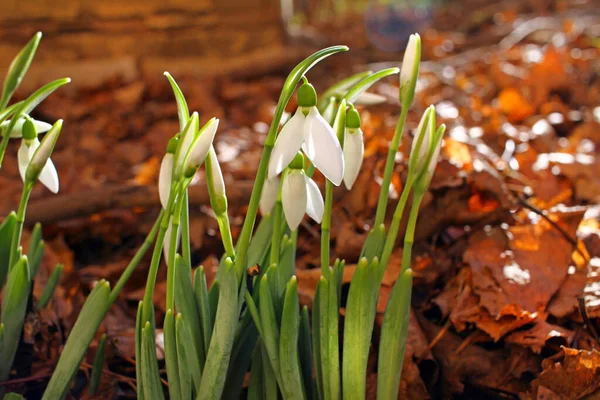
left=22, top=116, right=37, bottom=140
left=297, top=77, right=317, bottom=108
left=166, top=136, right=178, bottom=154
left=346, top=105, right=361, bottom=129
left=288, top=152, right=304, bottom=170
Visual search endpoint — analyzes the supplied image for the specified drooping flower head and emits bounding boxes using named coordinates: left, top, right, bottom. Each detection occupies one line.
left=19, top=117, right=62, bottom=193
left=269, top=78, right=344, bottom=186
left=281, top=152, right=324, bottom=231
left=342, top=105, right=364, bottom=190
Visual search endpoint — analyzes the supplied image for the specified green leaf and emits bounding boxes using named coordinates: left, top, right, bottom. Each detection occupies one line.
left=247, top=346, right=265, bottom=400
left=279, top=277, right=305, bottom=400
left=208, top=279, right=219, bottom=330
left=312, top=280, right=323, bottom=400
left=246, top=213, right=274, bottom=269
left=0, top=101, right=24, bottom=128
left=28, top=222, right=44, bottom=277
left=222, top=311, right=259, bottom=399
left=176, top=313, right=202, bottom=393
left=163, top=309, right=182, bottom=400
left=164, top=72, right=190, bottom=132
left=377, top=269, right=413, bottom=400
left=317, top=70, right=372, bottom=111
left=299, top=306, right=315, bottom=400
left=325, top=273, right=340, bottom=400
left=258, top=274, right=284, bottom=390
left=42, top=280, right=110, bottom=400
left=342, top=257, right=372, bottom=399
left=342, top=68, right=399, bottom=105
left=0, top=78, right=70, bottom=168
left=36, top=263, right=63, bottom=310
left=277, top=234, right=295, bottom=291
left=3, top=393, right=25, bottom=400
left=360, top=223, right=386, bottom=261
left=0, top=32, right=42, bottom=110
left=0, top=256, right=30, bottom=382
left=197, top=258, right=238, bottom=400
left=194, top=266, right=212, bottom=357
left=175, top=256, right=205, bottom=370
left=88, top=333, right=107, bottom=396
left=135, top=301, right=145, bottom=400
left=141, top=321, right=165, bottom=400
left=0, top=212, right=17, bottom=289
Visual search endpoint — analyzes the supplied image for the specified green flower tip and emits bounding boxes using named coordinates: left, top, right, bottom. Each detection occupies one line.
left=166, top=136, right=178, bottom=154
left=297, top=79, right=317, bottom=107
left=289, top=152, right=305, bottom=170
left=22, top=116, right=37, bottom=140
left=346, top=105, right=361, bottom=129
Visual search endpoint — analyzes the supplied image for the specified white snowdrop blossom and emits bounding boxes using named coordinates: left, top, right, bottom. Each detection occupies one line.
left=183, top=117, right=219, bottom=178
left=343, top=127, right=364, bottom=190
left=158, top=153, right=174, bottom=209
left=1, top=118, right=51, bottom=138
left=18, top=119, right=61, bottom=193
left=281, top=169, right=324, bottom=230
left=259, top=176, right=280, bottom=216
left=269, top=79, right=344, bottom=186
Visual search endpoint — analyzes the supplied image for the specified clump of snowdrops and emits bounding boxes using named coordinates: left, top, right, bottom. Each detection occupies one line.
left=1, top=32, right=445, bottom=400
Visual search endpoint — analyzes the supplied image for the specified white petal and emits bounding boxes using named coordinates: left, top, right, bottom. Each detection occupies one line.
left=162, top=217, right=181, bottom=263
left=305, top=176, right=324, bottom=223
left=17, top=141, right=34, bottom=183
left=208, top=146, right=225, bottom=196
left=410, top=106, right=433, bottom=173
left=175, top=112, right=199, bottom=173
left=282, top=170, right=307, bottom=230
left=400, top=34, right=419, bottom=86
left=268, top=108, right=305, bottom=180
left=158, top=153, right=174, bottom=209
left=354, top=92, right=387, bottom=106
left=1, top=118, right=52, bottom=138
left=38, top=158, right=59, bottom=193
left=426, top=138, right=443, bottom=179
left=303, top=107, right=344, bottom=186
left=186, top=118, right=219, bottom=171
left=343, top=128, right=364, bottom=190
left=259, top=177, right=279, bottom=216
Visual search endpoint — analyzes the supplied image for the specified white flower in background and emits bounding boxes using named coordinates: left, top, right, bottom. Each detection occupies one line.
left=342, top=106, right=364, bottom=190
left=158, top=136, right=178, bottom=209
left=354, top=92, right=387, bottom=106
left=282, top=168, right=324, bottom=230
left=268, top=79, right=344, bottom=186
left=18, top=117, right=61, bottom=193
left=1, top=117, right=51, bottom=138
left=259, top=176, right=280, bottom=216
left=400, top=33, right=421, bottom=107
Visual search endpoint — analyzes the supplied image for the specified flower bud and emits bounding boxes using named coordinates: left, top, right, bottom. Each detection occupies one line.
left=206, top=146, right=227, bottom=215
left=183, top=117, right=219, bottom=178
left=400, top=33, right=421, bottom=108
left=25, top=120, right=62, bottom=189
left=297, top=77, right=317, bottom=108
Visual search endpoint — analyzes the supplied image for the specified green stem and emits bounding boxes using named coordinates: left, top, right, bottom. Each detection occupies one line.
left=166, top=189, right=184, bottom=311
left=8, top=182, right=33, bottom=272
left=378, top=176, right=414, bottom=278
left=400, top=192, right=424, bottom=274
left=108, top=209, right=164, bottom=305
left=373, top=106, right=409, bottom=227
left=217, top=212, right=236, bottom=260
left=269, top=201, right=283, bottom=267
left=181, top=190, right=192, bottom=270
left=320, top=180, right=333, bottom=276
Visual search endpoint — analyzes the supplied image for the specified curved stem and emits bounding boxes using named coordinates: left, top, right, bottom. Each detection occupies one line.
left=8, top=181, right=33, bottom=273
left=181, top=190, right=192, bottom=270
left=400, top=191, right=424, bottom=274
left=373, top=106, right=409, bottom=227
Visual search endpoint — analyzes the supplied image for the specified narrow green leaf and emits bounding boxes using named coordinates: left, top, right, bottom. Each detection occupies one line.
left=175, top=256, right=205, bottom=370
left=42, top=280, right=110, bottom=400
left=88, top=333, right=107, bottom=395
left=247, top=346, right=265, bottom=400
left=299, top=306, right=315, bottom=400
left=193, top=266, right=212, bottom=356
left=0, top=212, right=17, bottom=289
left=222, top=313, right=259, bottom=399
left=28, top=222, right=44, bottom=277
left=377, top=269, right=413, bottom=400
left=36, top=263, right=63, bottom=310
left=142, top=322, right=165, bottom=400
left=1, top=32, right=42, bottom=109
left=0, top=256, right=30, bottom=382
left=164, top=72, right=190, bottom=132
left=176, top=313, right=202, bottom=393
left=343, top=68, right=400, bottom=104
left=312, top=280, right=323, bottom=400
left=342, top=257, right=371, bottom=399
left=279, top=277, right=305, bottom=400
left=326, top=273, right=340, bottom=400
left=197, top=258, right=238, bottom=400
left=258, top=274, right=284, bottom=391
left=246, top=213, right=274, bottom=269
left=163, top=310, right=182, bottom=400
left=360, top=223, right=386, bottom=261
left=135, top=301, right=145, bottom=400
left=3, top=393, right=24, bottom=400
left=277, top=235, right=295, bottom=291
left=261, top=343, right=279, bottom=399
left=317, top=70, right=372, bottom=111
left=208, top=279, right=219, bottom=332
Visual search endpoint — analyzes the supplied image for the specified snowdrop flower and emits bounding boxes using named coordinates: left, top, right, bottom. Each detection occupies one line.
left=281, top=153, right=324, bottom=230
left=409, top=105, right=435, bottom=178
left=18, top=117, right=61, bottom=193
left=183, top=117, right=219, bottom=179
left=400, top=33, right=421, bottom=108
left=342, top=106, right=364, bottom=190
left=419, top=124, right=446, bottom=188
left=269, top=78, right=344, bottom=186
left=158, top=136, right=178, bottom=209
left=259, top=176, right=280, bottom=216
left=206, top=146, right=227, bottom=215
left=1, top=117, right=51, bottom=138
